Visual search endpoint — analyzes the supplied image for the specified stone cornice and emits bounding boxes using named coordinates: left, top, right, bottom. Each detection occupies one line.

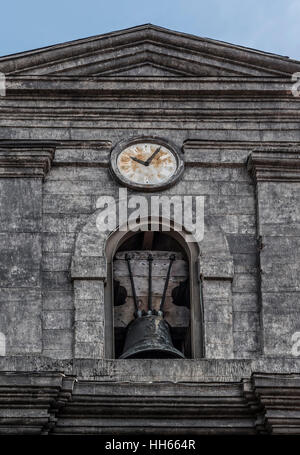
left=0, top=371, right=298, bottom=434
left=244, top=373, right=300, bottom=434
left=0, top=372, right=76, bottom=435
left=4, top=76, right=297, bottom=97
left=0, top=141, right=56, bottom=178
left=247, top=148, right=300, bottom=182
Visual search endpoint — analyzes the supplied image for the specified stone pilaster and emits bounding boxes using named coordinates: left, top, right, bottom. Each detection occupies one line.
left=73, top=280, right=105, bottom=359
left=248, top=149, right=300, bottom=357
left=0, top=142, right=55, bottom=355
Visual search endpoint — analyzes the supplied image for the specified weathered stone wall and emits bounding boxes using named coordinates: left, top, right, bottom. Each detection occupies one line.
left=258, top=182, right=300, bottom=356
left=0, top=147, right=54, bottom=355
left=248, top=150, right=300, bottom=357
left=0, top=25, right=300, bottom=376
left=0, top=125, right=298, bottom=364
left=181, top=150, right=259, bottom=358
left=42, top=154, right=111, bottom=359
left=38, top=138, right=259, bottom=360
left=0, top=179, right=43, bottom=355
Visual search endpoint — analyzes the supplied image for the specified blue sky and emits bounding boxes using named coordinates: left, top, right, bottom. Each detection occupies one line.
left=1, top=0, right=300, bottom=59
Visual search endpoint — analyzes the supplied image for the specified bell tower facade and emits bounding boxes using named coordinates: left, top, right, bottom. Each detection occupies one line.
left=0, top=24, right=300, bottom=434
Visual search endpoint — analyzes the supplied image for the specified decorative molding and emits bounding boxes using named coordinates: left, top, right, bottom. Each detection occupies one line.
left=244, top=373, right=300, bottom=434
left=1, top=25, right=300, bottom=77
left=0, top=371, right=299, bottom=434
left=0, top=372, right=76, bottom=435
left=4, top=77, right=297, bottom=98
left=247, top=149, right=300, bottom=182
left=0, top=142, right=56, bottom=178
left=0, top=140, right=112, bottom=171
left=54, top=380, right=257, bottom=435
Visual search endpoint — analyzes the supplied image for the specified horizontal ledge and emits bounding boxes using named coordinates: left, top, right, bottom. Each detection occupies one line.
left=4, top=78, right=296, bottom=96
left=247, top=149, right=300, bottom=182
left=0, top=139, right=111, bottom=148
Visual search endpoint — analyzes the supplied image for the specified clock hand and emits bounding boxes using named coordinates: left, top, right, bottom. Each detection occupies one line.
left=130, top=156, right=147, bottom=166
left=144, top=146, right=161, bottom=166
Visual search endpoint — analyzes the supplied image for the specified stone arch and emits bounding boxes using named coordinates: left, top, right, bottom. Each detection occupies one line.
left=71, top=203, right=234, bottom=359
left=71, top=205, right=233, bottom=281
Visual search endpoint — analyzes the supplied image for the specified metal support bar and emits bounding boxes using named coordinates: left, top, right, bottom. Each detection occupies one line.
left=125, top=253, right=139, bottom=317
left=160, top=254, right=176, bottom=312
left=147, top=254, right=153, bottom=314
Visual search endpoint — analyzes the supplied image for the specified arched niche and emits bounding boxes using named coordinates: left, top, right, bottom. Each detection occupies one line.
left=105, top=217, right=202, bottom=359
left=71, top=207, right=234, bottom=360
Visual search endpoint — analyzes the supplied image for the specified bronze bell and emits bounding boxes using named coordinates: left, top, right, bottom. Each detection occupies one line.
left=120, top=314, right=184, bottom=359
left=120, top=253, right=185, bottom=359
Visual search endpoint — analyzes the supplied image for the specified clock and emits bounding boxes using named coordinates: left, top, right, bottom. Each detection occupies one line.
left=110, top=138, right=184, bottom=191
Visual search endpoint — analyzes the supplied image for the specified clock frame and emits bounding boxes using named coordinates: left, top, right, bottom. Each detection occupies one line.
left=110, top=137, right=184, bottom=191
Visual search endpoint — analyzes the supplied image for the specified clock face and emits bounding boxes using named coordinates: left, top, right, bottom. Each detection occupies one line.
left=117, top=143, right=177, bottom=186
left=110, top=139, right=184, bottom=191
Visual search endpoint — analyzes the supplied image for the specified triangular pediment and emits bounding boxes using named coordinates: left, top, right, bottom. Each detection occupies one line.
left=1, top=24, right=300, bottom=77
left=100, top=63, right=188, bottom=77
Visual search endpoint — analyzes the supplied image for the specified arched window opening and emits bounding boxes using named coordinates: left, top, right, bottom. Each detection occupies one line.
left=112, top=231, right=191, bottom=359
left=72, top=208, right=233, bottom=361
